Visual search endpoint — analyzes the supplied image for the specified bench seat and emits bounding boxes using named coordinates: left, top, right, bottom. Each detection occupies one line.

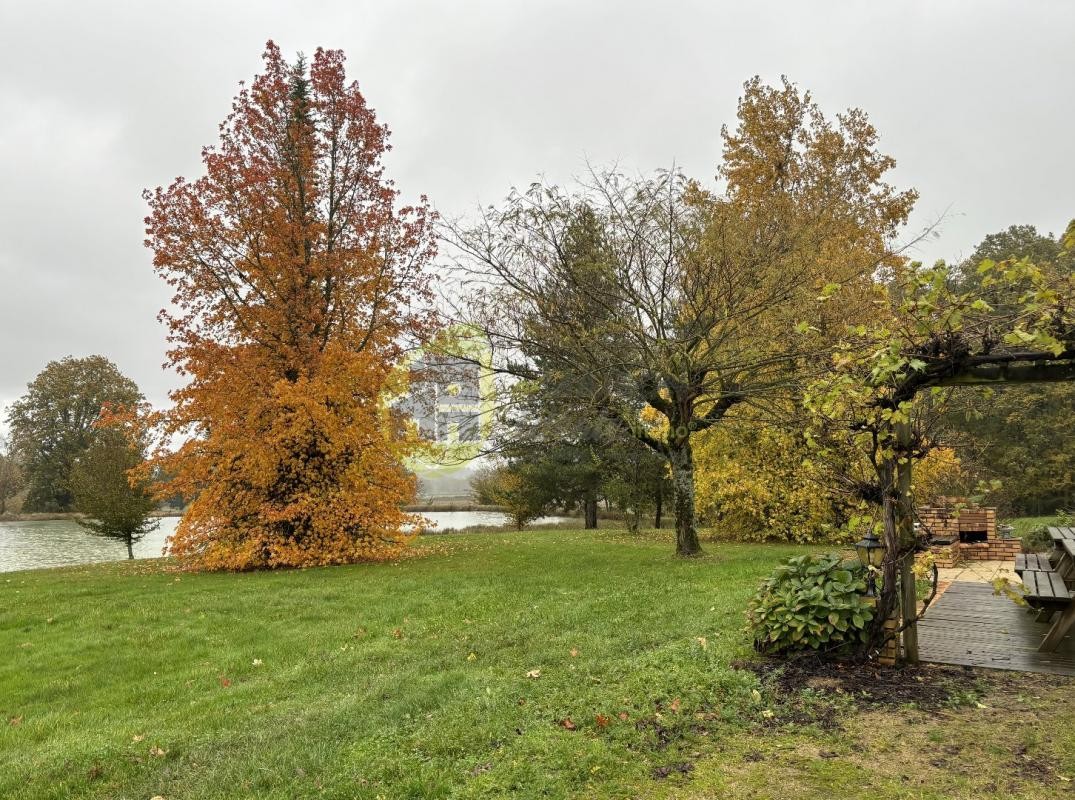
left=1015, top=553, right=1052, bottom=574
left=1021, top=569, right=1072, bottom=605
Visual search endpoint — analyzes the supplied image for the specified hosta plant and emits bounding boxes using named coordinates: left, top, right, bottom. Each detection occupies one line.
left=747, top=553, right=875, bottom=654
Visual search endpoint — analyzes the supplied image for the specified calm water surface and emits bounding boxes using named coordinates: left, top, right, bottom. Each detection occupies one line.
left=0, top=511, right=568, bottom=572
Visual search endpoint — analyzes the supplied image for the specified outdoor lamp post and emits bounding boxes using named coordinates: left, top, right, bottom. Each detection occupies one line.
left=854, top=530, right=885, bottom=596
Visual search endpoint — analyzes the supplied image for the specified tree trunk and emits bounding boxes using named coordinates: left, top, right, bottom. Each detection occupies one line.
left=654, top=484, right=662, bottom=530
left=872, top=488, right=901, bottom=654
left=584, top=494, right=598, bottom=530
left=126, top=536, right=134, bottom=560
left=669, top=441, right=702, bottom=557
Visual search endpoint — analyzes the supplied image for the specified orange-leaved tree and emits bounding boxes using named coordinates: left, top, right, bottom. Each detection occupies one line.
left=142, top=42, right=437, bottom=570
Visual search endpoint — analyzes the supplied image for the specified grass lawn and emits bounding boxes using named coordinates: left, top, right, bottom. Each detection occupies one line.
left=1004, top=514, right=1070, bottom=539
left=1, top=529, right=1073, bottom=799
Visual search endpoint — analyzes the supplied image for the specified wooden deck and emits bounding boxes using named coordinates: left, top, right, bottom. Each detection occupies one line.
left=918, top=581, right=1075, bottom=676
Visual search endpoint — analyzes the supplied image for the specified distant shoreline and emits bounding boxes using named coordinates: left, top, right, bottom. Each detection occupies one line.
left=0, top=510, right=185, bottom=523
left=405, top=502, right=504, bottom=512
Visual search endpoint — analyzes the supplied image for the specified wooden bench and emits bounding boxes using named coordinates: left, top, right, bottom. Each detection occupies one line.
left=1018, top=528, right=1075, bottom=652
left=1048, top=527, right=1075, bottom=574
left=1015, top=553, right=1052, bottom=573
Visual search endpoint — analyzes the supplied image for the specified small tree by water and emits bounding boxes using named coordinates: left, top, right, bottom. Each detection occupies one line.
left=71, top=429, right=158, bottom=559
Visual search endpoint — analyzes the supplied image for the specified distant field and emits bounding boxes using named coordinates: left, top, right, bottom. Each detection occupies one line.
left=1, top=530, right=1072, bottom=799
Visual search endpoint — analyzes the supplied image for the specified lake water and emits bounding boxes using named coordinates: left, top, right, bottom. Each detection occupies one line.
left=0, top=511, right=571, bottom=573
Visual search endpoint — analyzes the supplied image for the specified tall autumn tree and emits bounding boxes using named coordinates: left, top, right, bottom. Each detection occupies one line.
left=143, top=43, right=436, bottom=570
left=447, top=78, right=914, bottom=556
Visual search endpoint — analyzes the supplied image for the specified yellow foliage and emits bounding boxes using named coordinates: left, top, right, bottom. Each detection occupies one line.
left=911, top=447, right=965, bottom=505
left=694, top=421, right=859, bottom=543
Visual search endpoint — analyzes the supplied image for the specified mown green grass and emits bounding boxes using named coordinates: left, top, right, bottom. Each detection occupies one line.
left=1, top=530, right=1072, bottom=799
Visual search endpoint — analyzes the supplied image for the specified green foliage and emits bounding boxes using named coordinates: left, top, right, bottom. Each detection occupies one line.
left=1020, top=510, right=1073, bottom=553
left=956, top=223, right=1069, bottom=294
left=469, top=462, right=551, bottom=529
left=746, top=554, right=875, bottom=654
left=70, top=429, right=159, bottom=558
left=5, top=356, right=143, bottom=512
left=0, top=438, right=23, bottom=515
left=598, top=439, right=669, bottom=532
left=937, top=224, right=1075, bottom=515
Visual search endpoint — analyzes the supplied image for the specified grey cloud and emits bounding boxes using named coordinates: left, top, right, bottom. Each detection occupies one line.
left=1, top=0, right=1072, bottom=415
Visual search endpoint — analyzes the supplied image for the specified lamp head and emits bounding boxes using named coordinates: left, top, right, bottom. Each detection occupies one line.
left=854, top=530, right=885, bottom=569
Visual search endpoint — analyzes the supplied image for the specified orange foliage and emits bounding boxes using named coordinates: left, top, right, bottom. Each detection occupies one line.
left=141, top=42, right=437, bottom=570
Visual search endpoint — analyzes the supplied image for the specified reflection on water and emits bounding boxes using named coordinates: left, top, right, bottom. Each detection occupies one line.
left=0, top=511, right=570, bottom=572
left=0, top=517, right=180, bottom=573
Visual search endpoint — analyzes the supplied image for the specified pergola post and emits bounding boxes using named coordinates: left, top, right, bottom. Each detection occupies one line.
left=895, top=419, right=919, bottom=663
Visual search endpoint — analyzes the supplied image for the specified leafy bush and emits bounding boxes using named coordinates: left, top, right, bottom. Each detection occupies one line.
left=1021, top=526, right=1053, bottom=554
left=469, top=463, right=549, bottom=530
left=746, top=554, right=875, bottom=654
left=1020, top=509, right=1072, bottom=553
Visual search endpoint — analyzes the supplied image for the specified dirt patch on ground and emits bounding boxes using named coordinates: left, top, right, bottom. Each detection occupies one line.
left=738, top=655, right=1028, bottom=711
left=650, top=761, right=694, bottom=780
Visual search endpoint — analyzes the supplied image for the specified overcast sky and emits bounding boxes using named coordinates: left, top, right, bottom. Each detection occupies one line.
left=1, top=0, right=1072, bottom=419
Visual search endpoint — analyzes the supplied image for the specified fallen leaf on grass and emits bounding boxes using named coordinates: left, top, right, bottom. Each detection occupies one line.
left=392, top=628, right=404, bottom=639
left=696, top=636, right=707, bottom=650
left=525, top=669, right=541, bottom=679
left=467, top=652, right=477, bottom=661
left=669, top=698, right=681, bottom=713
left=618, top=712, right=629, bottom=721
left=558, top=718, right=576, bottom=731
left=132, top=733, right=145, bottom=742
left=595, top=714, right=610, bottom=728
left=9, top=716, right=23, bottom=726
left=218, top=675, right=231, bottom=688
left=149, top=746, right=167, bottom=757
left=252, top=659, right=263, bottom=667
left=569, top=648, right=579, bottom=658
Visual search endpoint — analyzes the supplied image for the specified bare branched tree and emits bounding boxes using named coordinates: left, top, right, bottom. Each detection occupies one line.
left=442, top=78, right=916, bottom=556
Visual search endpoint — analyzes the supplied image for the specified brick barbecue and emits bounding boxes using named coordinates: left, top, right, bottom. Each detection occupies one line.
left=919, top=497, right=1021, bottom=568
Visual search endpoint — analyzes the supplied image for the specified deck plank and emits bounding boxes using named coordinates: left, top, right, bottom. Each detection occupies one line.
left=918, top=581, right=1075, bottom=676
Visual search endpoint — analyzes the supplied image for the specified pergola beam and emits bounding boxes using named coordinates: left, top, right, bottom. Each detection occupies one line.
left=936, top=360, right=1075, bottom=386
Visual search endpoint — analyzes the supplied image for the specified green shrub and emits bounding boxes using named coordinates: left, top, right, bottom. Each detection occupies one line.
left=1020, top=509, right=1072, bottom=553
left=746, top=553, right=875, bottom=655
